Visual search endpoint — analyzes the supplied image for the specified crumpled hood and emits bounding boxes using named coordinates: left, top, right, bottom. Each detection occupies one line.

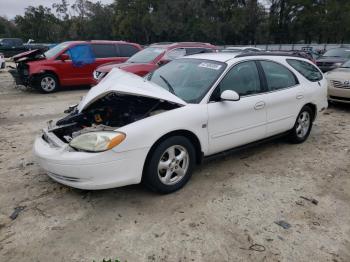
left=12, top=49, right=43, bottom=62
left=97, top=62, right=148, bottom=73
left=78, top=68, right=186, bottom=111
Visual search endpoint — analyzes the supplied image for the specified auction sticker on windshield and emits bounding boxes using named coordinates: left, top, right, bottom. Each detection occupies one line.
left=198, top=62, right=222, bottom=70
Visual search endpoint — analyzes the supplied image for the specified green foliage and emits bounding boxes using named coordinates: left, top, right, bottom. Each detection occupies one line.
left=0, top=0, right=350, bottom=44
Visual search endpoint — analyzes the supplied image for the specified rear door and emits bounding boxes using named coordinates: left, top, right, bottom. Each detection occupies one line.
left=258, top=60, right=304, bottom=136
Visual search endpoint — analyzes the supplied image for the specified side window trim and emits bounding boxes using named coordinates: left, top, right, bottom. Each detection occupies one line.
left=209, top=59, right=265, bottom=102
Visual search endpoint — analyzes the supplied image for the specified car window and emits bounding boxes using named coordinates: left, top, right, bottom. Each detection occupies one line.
left=119, top=44, right=139, bottom=57
left=45, top=42, right=70, bottom=58
left=185, top=48, right=213, bottom=55
left=287, top=59, right=323, bottom=82
left=149, top=58, right=226, bottom=103
left=127, top=47, right=165, bottom=63
left=218, top=61, right=261, bottom=96
left=260, top=60, right=298, bottom=91
left=91, top=44, right=117, bottom=58
left=323, top=48, right=350, bottom=59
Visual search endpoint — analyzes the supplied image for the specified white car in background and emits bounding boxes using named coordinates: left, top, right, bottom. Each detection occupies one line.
left=0, top=53, right=5, bottom=69
left=325, top=60, right=350, bottom=103
left=34, top=53, right=327, bottom=193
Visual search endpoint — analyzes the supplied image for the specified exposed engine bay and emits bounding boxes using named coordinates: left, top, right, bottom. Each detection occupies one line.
left=49, top=92, right=180, bottom=143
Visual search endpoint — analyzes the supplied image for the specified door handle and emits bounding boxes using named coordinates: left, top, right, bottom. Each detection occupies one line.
left=296, top=94, right=304, bottom=100
left=254, top=101, right=265, bottom=110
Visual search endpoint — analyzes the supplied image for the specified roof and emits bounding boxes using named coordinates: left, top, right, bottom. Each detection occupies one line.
left=183, top=52, right=240, bottom=62
left=182, top=52, right=311, bottom=64
left=150, top=42, right=216, bottom=49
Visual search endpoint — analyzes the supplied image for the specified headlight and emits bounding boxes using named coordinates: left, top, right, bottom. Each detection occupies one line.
left=334, top=63, right=343, bottom=67
left=70, top=132, right=126, bottom=152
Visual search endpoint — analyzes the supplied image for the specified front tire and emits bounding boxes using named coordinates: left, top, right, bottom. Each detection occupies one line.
left=288, top=106, right=313, bottom=144
left=37, top=74, right=59, bottom=93
left=143, top=136, right=196, bottom=194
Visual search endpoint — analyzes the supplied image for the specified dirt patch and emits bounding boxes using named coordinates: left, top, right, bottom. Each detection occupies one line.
left=0, top=66, right=350, bottom=261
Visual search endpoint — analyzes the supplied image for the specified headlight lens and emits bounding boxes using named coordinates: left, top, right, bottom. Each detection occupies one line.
left=334, top=62, right=343, bottom=67
left=69, top=131, right=126, bottom=152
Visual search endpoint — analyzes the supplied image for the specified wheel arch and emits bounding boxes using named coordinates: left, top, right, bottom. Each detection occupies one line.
left=304, top=103, right=317, bottom=121
left=32, top=70, right=60, bottom=86
left=142, top=129, right=203, bottom=178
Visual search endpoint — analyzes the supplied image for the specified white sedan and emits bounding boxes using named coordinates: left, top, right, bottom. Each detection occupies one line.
left=0, top=53, right=5, bottom=69
left=34, top=53, right=327, bottom=193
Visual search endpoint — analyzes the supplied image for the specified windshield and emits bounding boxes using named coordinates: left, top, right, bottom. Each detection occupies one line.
left=323, top=48, right=350, bottom=58
left=44, top=42, right=70, bottom=58
left=341, top=60, right=350, bottom=68
left=127, top=47, right=165, bottom=63
left=148, top=58, right=226, bottom=103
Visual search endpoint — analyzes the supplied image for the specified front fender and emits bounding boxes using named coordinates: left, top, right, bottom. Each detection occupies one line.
left=113, top=104, right=209, bottom=155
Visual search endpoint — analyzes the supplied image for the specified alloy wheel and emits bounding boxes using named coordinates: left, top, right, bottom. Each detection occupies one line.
left=296, top=111, right=310, bottom=138
left=157, top=145, right=189, bottom=185
left=41, top=76, right=56, bottom=92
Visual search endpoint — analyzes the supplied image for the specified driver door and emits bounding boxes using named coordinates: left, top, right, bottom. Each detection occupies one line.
left=207, top=61, right=267, bottom=154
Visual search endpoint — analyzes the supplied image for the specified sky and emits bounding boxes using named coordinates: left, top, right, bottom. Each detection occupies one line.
left=0, top=0, right=114, bottom=19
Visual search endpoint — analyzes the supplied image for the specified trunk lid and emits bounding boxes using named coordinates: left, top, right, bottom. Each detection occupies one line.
left=78, top=68, right=186, bottom=111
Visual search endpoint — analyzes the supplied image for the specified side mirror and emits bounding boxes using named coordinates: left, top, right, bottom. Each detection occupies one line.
left=60, top=53, right=69, bottom=61
left=220, top=90, right=240, bottom=101
left=157, top=59, right=169, bottom=66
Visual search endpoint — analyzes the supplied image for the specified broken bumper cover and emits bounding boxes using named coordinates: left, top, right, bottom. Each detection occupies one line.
left=33, top=131, right=149, bottom=190
left=8, top=69, right=30, bottom=86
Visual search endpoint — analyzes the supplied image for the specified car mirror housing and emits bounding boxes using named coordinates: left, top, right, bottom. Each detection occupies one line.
left=60, top=53, right=69, bottom=61
left=220, top=90, right=240, bottom=101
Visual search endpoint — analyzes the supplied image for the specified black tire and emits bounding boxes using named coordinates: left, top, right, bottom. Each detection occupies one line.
left=143, top=136, right=196, bottom=194
left=36, top=73, right=59, bottom=93
left=288, top=105, right=313, bottom=144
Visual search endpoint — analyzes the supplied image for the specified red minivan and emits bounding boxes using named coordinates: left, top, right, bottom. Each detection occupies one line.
left=93, top=42, right=218, bottom=83
left=11, top=40, right=142, bottom=93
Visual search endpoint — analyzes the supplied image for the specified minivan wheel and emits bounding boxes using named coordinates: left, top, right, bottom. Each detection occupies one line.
left=289, top=106, right=313, bottom=144
left=37, top=74, right=59, bottom=93
left=143, top=136, right=196, bottom=194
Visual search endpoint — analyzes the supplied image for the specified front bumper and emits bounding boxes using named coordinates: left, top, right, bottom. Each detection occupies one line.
left=33, top=130, right=149, bottom=190
left=328, top=86, right=350, bottom=104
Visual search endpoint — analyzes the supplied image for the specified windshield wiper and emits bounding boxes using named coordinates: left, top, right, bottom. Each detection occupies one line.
left=159, top=75, right=176, bottom=95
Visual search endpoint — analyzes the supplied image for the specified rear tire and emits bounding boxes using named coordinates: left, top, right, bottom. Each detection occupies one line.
left=37, top=73, right=59, bottom=93
left=288, top=105, right=313, bottom=144
left=143, top=136, right=196, bottom=194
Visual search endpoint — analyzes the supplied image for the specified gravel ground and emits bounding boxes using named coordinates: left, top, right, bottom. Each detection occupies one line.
left=0, top=66, right=349, bottom=262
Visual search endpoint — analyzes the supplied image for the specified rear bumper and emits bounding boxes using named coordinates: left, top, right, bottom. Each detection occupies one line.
left=33, top=131, right=150, bottom=190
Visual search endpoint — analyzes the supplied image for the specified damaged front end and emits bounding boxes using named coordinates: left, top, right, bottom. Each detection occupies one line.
left=9, top=49, right=44, bottom=86
left=46, top=92, right=181, bottom=145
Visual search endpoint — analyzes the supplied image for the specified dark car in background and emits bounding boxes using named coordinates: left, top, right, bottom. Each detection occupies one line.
left=316, top=47, right=350, bottom=72
left=10, top=40, right=142, bottom=93
left=93, top=42, right=217, bottom=83
left=0, top=38, right=28, bottom=57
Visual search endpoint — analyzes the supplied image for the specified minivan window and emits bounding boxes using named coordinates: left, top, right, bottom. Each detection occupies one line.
left=92, top=44, right=117, bottom=58
left=287, top=59, right=323, bottom=82
left=119, top=44, right=139, bottom=57
left=260, top=60, right=298, bottom=91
